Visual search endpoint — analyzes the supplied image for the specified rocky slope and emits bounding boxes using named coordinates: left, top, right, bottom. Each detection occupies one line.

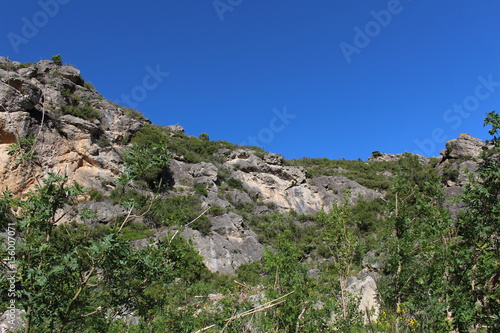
left=0, top=57, right=487, bottom=277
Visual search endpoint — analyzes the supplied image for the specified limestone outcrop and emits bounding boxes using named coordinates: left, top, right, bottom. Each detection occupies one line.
left=0, top=57, right=142, bottom=194
left=224, top=150, right=383, bottom=214
left=0, top=57, right=488, bottom=278
left=440, top=133, right=484, bottom=159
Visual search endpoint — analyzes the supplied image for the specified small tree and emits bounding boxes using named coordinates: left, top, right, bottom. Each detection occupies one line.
left=198, top=133, right=210, bottom=141
left=449, top=111, right=500, bottom=331
left=0, top=174, right=174, bottom=332
left=51, top=54, right=63, bottom=66
left=118, top=143, right=171, bottom=190
left=317, top=198, right=363, bottom=329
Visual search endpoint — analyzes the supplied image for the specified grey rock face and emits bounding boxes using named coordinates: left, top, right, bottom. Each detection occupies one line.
left=263, top=153, right=284, bottom=165
left=441, top=133, right=484, bottom=159
left=190, top=162, right=218, bottom=185
left=182, top=212, right=264, bottom=274
left=0, top=309, right=25, bottom=332
left=166, top=124, right=185, bottom=133
left=225, top=150, right=382, bottom=214
left=346, top=275, right=380, bottom=323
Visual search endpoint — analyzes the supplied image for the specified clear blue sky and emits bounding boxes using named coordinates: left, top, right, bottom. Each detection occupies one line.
left=2, top=1, right=500, bottom=159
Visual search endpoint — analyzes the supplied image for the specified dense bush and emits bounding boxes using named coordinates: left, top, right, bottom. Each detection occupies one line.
left=119, top=142, right=171, bottom=190
left=61, top=102, right=100, bottom=120
left=290, top=157, right=399, bottom=190
left=51, top=54, right=62, bottom=65
left=150, top=195, right=211, bottom=232
left=226, top=177, right=244, bottom=190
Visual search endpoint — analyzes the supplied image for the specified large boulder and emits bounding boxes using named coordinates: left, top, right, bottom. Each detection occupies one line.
left=182, top=212, right=264, bottom=274
left=225, top=150, right=383, bottom=214
left=0, top=309, right=25, bottom=332
left=441, top=133, right=484, bottom=159
left=346, top=275, right=380, bottom=324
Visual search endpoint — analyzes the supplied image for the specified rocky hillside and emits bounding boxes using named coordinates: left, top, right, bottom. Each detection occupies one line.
left=0, top=57, right=489, bottom=273
left=1, top=57, right=497, bottom=332
left=0, top=57, right=404, bottom=273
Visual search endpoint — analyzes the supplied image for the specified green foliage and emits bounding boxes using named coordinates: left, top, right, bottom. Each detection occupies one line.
left=0, top=174, right=174, bottom=332
left=348, top=198, right=386, bottom=234
left=51, top=54, right=62, bottom=65
left=121, top=106, right=147, bottom=122
left=0, top=61, right=32, bottom=71
left=61, top=102, right=100, bottom=120
left=198, top=132, right=210, bottom=141
left=226, top=177, right=244, bottom=190
left=130, top=123, right=167, bottom=147
left=209, top=204, right=226, bottom=216
left=290, top=157, right=398, bottom=190
left=87, top=188, right=103, bottom=201
left=484, top=110, right=500, bottom=145
left=83, top=81, right=96, bottom=91
left=448, top=111, right=500, bottom=330
left=6, top=135, right=37, bottom=163
left=441, top=164, right=459, bottom=183
left=118, top=222, right=154, bottom=241
left=194, top=184, right=208, bottom=197
left=118, top=143, right=171, bottom=190
left=130, top=123, right=236, bottom=164
left=381, top=153, right=456, bottom=331
left=110, top=188, right=148, bottom=211
left=150, top=195, right=211, bottom=231
left=166, top=131, right=235, bottom=164
left=96, top=135, right=112, bottom=148
left=372, top=150, right=383, bottom=158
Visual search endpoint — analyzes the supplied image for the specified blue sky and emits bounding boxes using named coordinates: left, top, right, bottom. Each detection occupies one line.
left=1, top=1, right=500, bottom=160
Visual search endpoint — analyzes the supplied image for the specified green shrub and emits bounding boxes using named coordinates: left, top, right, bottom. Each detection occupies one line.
left=96, top=135, right=112, bottom=148
left=236, top=262, right=263, bottom=285
left=123, top=107, right=147, bottom=122
left=227, top=178, right=244, bottom=190
left=441, top=166, right=460, bottom=183
left=164, top=132, right=235, bottom=164
left=51, top=54, right=62, bottom=65
left=61, top=103, right=100, bottom=120
left=209, top=204, right=226, bottom=216
left=190, top=215, right=212, bottom=236
left=289, top=157, right=399, bottom=190
left=87, top=189, right=104, bottom=201
left=130, top=123, right=168, bottom=146
left=110, top=188, right=148, bottom=211
left=119, top=222, right=154, bottom=241
left=198, top=133, right=210, bottom=141
left=83, top=81, right=96, bottom=91
left=119, top=143, right=171, bottom=190
left=194, top=184, right=208, bottom=197
left=6, top=135, right=37, bottom=162
left=371, top=150, right=383, bottom=158
left=151, top=195, right=208, bottom=228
